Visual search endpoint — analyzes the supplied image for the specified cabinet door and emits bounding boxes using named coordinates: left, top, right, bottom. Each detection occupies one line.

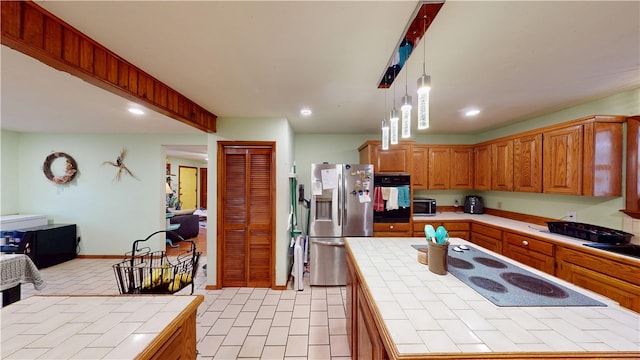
left=491, top=140, right=514, bottom=191
left=556, top=247, right=640, bottom=313
left=543, top=125, right=583, bottom=195
left=474, top=144, right=491, bottom=190
left=357, top=287, right=386, bottom=360
left=374, top=143, right=413, bottom=174
left=450, top=146, right=474, bottom=189
left=514, top=134, right=542, bottom=192
left=412, top=145, right=429, bottom=189
left=582, top=121, right=623, bottom=196
left=346, top=254, right=357, bottom=357
left=428, top=147, right=450, bottom=189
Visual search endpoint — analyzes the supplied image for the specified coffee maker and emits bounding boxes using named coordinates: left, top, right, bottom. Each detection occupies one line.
left=463, top=195, right=484, bottom=214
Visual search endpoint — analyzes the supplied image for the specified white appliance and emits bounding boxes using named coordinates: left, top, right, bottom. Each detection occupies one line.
left=309, top=163, right=373, bottom=285
left=0, top=214, right=47, bottom=231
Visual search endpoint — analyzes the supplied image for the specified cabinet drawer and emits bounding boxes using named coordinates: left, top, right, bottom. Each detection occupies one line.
left=470, top=232, right=502, bottom=253
left=443, top=222, right=470, bottom=231
left=412, top=221, right=469, bottom=233
left=504, top=232, right=553, bottom=257
left=471, top=223, right=502, bottom=240
left=374, top=223, right=410, bottom=232
left=448, top=231, right=470, bottom=240
left=413, top=221, right=430, bottom=232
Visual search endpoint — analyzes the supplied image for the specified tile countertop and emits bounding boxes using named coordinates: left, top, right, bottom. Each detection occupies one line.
left=414, top=212, right=640, bottom=261
left=345, top=237, right=640, bottom=356
left=1, top=295, right=202, bottom=359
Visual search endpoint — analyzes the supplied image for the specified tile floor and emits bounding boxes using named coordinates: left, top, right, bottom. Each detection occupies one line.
left=19, top=257, right=351, bottom=360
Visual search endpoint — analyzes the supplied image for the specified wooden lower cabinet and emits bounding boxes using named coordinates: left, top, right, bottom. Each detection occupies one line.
left=556, top=246, right=640, bottom=313
left=346, top=250, right=357, bottom=357
left=357, top=287, right=387, bottom=360
left=413, top=220, right=470, bottom=240
left=149, top=310, right=198, bottom=360
left=347, top=251, right=388, bottom=360
left=374, top=222, right=411, bottom=237
left=503, top=231, right=555, bottom=275
left=470, top=223, right=503, bottom=253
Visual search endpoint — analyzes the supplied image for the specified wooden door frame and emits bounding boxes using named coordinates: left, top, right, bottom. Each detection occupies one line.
left=199, top=167, right=208, bottom=210
left=216, top=141, right=276, bottom=289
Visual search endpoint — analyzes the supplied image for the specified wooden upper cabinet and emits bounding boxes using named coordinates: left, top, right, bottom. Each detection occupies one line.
left=514, top=134, right=542, bottom=192
left=412, top=145, right=429, bottom=189
left=428, top=146, right=450, bottom=189
left=491, top=140, right=514, bottom=191
left=543, top=116, right=624, bottom=196
left=543, top=125, right=583, bottom=195
left=474, top=144, right=492, bottom=190
left=582, top=120, right=623, bottom=196
left=450, top=146, right=474, bottom=189
left=623, top=116, right=640, bottom=218
left=359, top=141, right=413, bottom=174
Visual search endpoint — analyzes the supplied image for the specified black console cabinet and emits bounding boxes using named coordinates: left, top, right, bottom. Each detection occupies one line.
left=16, top=224, right=77, bottom=269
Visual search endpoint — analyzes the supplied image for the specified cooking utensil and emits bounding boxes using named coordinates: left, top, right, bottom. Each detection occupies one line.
left=435, top=226, right=448, bottom=244
left=425, top=225, right=437, bottom=243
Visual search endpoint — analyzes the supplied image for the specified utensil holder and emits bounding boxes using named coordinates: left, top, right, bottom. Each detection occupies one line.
left=428, top=241, right=449, bottom=275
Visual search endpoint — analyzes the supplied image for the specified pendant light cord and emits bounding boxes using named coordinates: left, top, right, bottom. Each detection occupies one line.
left=422, top=15, right=427, bottom=74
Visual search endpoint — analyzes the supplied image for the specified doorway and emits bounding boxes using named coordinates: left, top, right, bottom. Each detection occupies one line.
left=217, top=141, right=275, bottom=288
left=179, top=166, right=198, bottom=209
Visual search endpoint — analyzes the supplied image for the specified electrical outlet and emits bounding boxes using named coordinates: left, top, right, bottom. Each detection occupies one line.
left=497, top=201, right=502, bottom=209
left=566, top=211, right=577, bottom=222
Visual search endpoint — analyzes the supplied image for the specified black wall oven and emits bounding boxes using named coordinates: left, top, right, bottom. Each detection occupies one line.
left=373, top=174, right=411, bottom=223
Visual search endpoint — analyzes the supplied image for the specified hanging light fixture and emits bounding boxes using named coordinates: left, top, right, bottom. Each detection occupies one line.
left=381, top=88, right=390, bottom=150
left=381, top=120, right=390, bottom=150
left=417, top=15, right=431, bottom=130
left=401, top=66, right=412, bottom=138
left=390, top=83, right=399, bottom=145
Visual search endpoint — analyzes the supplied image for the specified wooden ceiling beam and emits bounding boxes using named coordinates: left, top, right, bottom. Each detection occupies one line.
left=1, top=0, right=217, bottom=133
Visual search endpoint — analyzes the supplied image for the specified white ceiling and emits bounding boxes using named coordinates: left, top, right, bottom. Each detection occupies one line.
left=1, top=1, right=639, bottom=143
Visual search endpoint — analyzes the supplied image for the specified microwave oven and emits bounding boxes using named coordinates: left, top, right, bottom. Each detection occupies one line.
left=413, top=198, right=436, bottom=216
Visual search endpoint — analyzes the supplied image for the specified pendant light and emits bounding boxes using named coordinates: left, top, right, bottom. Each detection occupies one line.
left=381, top=120, right=390, bottom=150
left=381, top=88, right=390, bottom=150
left=417, top=15, right=431, bottom=130
left=390, top=109, right=399, bottom=145
left=390, top=75, right=399, bottom=145
left=401, top=67, right=412, bottom=138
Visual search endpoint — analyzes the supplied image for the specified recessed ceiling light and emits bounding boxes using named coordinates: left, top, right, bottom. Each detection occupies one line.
left=465, top=109, right=480, bottom=117
left=300, top=108, right=312, bottom=116
left=128, top=108, right=144, bottom=115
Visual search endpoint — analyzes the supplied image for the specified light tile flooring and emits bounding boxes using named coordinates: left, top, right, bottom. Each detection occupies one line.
left=19, top=257, right=351, bottom=360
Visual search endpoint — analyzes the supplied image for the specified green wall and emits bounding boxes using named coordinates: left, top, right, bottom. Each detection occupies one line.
left=2, top=88, right=638, bottom=289
left=294, top=88, right=640, bottom=230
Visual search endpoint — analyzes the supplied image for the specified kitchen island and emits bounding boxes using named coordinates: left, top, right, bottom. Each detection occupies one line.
left=345, top=237, right=640, bottom=359
left=1, top=294, right=203, bottom=359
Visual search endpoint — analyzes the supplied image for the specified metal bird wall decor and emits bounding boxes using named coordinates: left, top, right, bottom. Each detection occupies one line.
left=103, top=148, right=140, bottom=182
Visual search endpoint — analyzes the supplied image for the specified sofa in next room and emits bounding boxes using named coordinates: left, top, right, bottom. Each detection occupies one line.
left=167, top=209, right=200, bottom=243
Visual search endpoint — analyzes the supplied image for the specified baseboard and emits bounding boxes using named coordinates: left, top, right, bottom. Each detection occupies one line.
left=77, top=254, right=124, bottom=259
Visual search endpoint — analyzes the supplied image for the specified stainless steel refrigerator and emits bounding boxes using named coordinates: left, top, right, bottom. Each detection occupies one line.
left=309, top=163, right=373, bottom=285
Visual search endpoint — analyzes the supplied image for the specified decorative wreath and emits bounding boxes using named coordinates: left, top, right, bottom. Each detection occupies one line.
left=43, top=152, right=78, bottom=184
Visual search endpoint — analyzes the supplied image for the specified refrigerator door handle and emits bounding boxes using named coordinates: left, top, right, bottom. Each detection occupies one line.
left=337, top=170, right=342, bottom=227
left=311, top=239, right=345, bottom=247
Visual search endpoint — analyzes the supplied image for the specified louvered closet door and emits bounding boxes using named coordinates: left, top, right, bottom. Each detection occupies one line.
left=220, top=145, right=274, bottom=288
